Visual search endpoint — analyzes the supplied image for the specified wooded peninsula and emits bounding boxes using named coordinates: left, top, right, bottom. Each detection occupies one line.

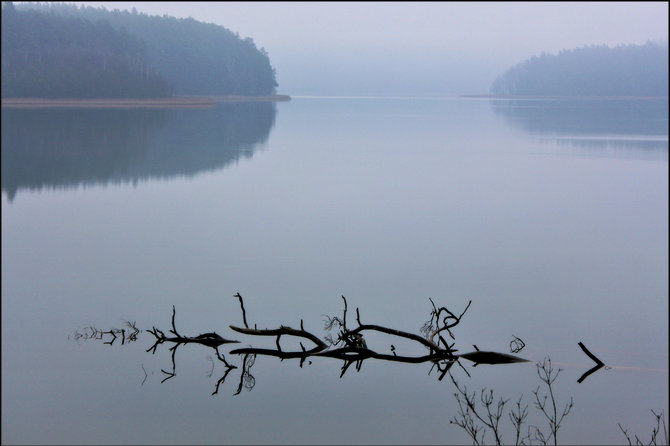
left=489, top=42, right=668, bottom=97
left=1, top=2, right=283, bottom=102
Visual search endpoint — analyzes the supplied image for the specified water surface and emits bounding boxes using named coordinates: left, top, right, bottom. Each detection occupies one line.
left=2, top=97, right=668, bottom=444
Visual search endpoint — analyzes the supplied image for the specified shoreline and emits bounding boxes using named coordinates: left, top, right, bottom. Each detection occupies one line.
left=210, top=94, right=291, bottom=103
left=460, top=93, right=669, bottom=100
left=1, top=94, right=291, bottom=108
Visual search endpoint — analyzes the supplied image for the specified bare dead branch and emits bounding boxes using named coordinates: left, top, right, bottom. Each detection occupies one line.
left=341, top=295, right=348, bottom=330
left=577, top=341, right=604, bottom=366
left=82, top=295, right=546, bottom=400
left=169, top=305, right=181, bottom=338
left=428, top=299, right=472, bottom=343
left=509, top=395, right=529, bottom=445
left=510, top=335, right=525, bottom=353
left=229, top=325, right=327, bottom=350
left=234, top=292, right=249, bottom=329
left=577, top=341, right=606, bottom=384
left=348, top=323, right=442, bottom=352
left=212, top=365, right=236, bottom=396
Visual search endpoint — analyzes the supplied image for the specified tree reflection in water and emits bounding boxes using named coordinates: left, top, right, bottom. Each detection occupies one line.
left=2, top=102, right=277, bottom=201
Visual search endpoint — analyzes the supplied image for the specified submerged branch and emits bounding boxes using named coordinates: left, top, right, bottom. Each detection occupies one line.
left=229, top=325, right=327, bottom=350
left=577, top=341, right=605, bottom=384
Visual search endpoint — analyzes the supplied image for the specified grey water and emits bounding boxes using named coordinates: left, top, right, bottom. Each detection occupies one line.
left=1, top=97, right=668, bottom=445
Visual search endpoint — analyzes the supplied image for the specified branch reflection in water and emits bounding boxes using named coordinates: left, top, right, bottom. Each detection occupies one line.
left=76, top=294, right=652, bottom=444
left=73, top=294, right=614, bottom=387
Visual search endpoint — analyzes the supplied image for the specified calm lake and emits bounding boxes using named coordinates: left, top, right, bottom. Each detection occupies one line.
left=1, top=96, right=668, bottom=444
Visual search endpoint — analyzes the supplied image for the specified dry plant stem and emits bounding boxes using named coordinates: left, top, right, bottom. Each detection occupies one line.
left=618, top=410, right=668, bottom=446
left=532, top=358, right=573, bottom=446
left=449, top=372, right=508, bottom=445
left=448, top=359, right=572, bottom=446
left=509, top=396, right=529, bottom=445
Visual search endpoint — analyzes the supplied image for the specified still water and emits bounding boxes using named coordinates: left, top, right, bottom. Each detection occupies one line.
left=2, top=97, right=668, bottom=444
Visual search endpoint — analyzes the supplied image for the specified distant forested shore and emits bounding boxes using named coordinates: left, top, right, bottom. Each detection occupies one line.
left=1, top=2, right=280, bottom=99
left=490, top=42, right=668, bottom=97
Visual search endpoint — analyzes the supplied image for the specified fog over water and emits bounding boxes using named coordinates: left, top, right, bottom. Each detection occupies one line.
left=2, top=95, right=668, bottom=445
left=71, top=2, right=668, bottom=95
left=2, top=3, right=668, bottom=445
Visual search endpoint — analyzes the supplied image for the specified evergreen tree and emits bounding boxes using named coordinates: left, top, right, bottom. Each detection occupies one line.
left=7, top=2, right=279, bottom=96
left=1, top=2, right=172, bottom=98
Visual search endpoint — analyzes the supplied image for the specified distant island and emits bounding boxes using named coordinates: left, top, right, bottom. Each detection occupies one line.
left=485, top=42, right=668, bottom=98
left=1, top=2, right=284, bottom=101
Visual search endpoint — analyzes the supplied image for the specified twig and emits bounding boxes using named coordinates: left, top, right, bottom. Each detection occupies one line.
left=510, top=335, right=525, bottom=353
left=234, top=292, right=249, bottom=329
left=577, top=342, right=605, bottom=383
left=578, top=342, right=604, bottom=366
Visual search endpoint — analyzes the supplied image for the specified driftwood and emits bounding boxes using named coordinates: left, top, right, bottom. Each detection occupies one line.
left=132, top=294, right=532, bottom=392
left=458, top=345, right=531, bottom=366
left=227, top=295, right=527, bottom=366
left=75, top=294, right=607, bottom=394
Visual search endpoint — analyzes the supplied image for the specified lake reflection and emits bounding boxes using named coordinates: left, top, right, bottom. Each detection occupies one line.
left=2, top=97, right=667, bottom=445
left=490, top=98, right=668, bottom=158
left=1, top=102, right=277, bottom=201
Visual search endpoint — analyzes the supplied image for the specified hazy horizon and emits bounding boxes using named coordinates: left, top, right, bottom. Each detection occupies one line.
left=29, top=2, right=670, bottom=95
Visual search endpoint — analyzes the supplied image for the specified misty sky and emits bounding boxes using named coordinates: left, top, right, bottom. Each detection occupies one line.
left=72, top=2, right=668, bottom=96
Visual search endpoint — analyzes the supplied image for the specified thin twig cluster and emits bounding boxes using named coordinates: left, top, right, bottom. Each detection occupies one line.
left=449, top=358, right=573, bottom=445
left=72, top=320, right=140, bottom=346
left=619, top=410, right=668, bottom=446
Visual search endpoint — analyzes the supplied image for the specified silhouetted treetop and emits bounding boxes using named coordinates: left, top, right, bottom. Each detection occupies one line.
left=491, top=42, right=668, bottom=97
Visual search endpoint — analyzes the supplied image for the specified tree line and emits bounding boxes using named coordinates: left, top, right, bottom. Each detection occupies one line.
left=490, top=42, right=668, bottom=97
left=1, top=2, right=279, bottom=98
